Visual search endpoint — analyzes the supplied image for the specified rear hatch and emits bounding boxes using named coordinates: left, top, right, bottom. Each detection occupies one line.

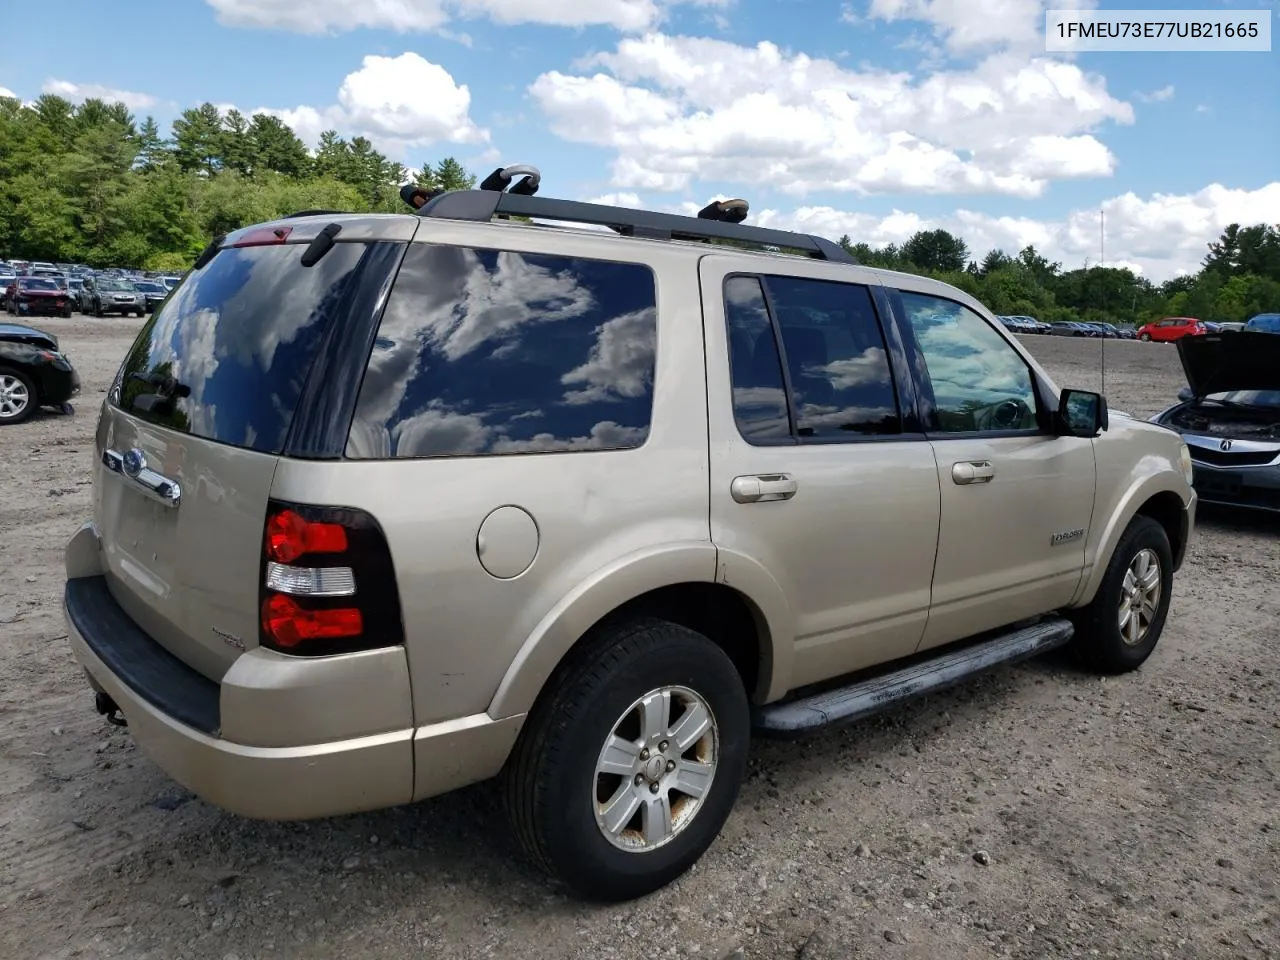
left=94, top=226, right=405, bottom=680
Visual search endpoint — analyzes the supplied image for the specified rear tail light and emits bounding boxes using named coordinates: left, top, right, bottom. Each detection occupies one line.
left=258, top=500, right=404, bottom=656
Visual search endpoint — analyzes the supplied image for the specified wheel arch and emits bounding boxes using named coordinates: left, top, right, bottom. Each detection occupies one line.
left=486, top=544, right=789, bottom=721
left=1072, top=479, right=1191, bottom=606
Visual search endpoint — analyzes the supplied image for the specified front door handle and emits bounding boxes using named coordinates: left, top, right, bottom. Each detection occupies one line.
left=951, top=460, right=995, bottom=485
left=731, top=473, right=798, bottom=503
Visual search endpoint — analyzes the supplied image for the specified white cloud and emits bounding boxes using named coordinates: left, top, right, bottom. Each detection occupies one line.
left=865, top=0, right=1099, bottom=55
left=585, top=192, right=645, bottom=207
left=754, top=181, right=1280, bottom=282
left=0, top=86, right=15, bottom=99
left=1135, top=84, right=1175, bottom=103
left=205, top=0, right=727, bottom=34
left=40, top=79, right=161, bottom=111
left=530, top=34, right=1132, bottom=198
left=252, top=52, right=487, bottom=157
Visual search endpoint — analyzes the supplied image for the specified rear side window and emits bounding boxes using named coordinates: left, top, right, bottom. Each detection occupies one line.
left=112, top=241, right=372, bottom=453
left=725, top=274, right=902, bottom=442
left=346, top=243, right=657, bottom=459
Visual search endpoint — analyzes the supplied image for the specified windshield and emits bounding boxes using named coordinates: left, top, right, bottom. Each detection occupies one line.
left=134, top=282, right=165, bottom=293
left=19, top=278, right=58, bottom=291
left=1206, top=390, right=1280, bottom=408
left=100, top=280, right=136, bottom=291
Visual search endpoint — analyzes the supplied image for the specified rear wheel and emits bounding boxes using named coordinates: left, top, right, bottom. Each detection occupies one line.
left=1068, top=515, right=1173, bottom=674
left=0, top=367, right=37, bottom=425
left=503, top=617, right=750, bottom=901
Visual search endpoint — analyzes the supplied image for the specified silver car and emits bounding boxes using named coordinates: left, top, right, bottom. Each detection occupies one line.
left=1150, top=331, right=1280, bottom=512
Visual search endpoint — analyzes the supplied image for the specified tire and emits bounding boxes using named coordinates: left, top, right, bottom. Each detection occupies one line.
left=1068, top=515, right=1174, bottom=674
left=1139, top=333, right=1152, bottom=341
left=0, top=366, right=37, bottom=425
left=93, top=300, right=103, bottom=318
left=62, top=305, right=72, bottom=318
left=503, top=617, right=750, bottom=901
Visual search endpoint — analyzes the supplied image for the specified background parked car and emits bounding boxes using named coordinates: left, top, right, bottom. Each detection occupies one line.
left=131, top=279, right=168, bottom=312
left=1137, top=317, right=1206, bottom=342
left=1006, top=314, right=1051, bottom=333
left=1217, top=321, right=1246, bottom=332
left=1244, top=313, right=1280, bottom=333
left=80, top=276, right=145, bottom=316
left=1049, top=321, right=1096, bottom=337
left=5, top=276, right=73, bottom=317
left=0, top=321, right=80, bottom=424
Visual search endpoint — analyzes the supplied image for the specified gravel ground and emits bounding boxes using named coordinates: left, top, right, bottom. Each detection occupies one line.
left=1, top=319, right=1277, bottom=960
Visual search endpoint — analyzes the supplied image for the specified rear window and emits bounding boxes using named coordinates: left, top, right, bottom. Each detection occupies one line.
left=20, top=278, right=57, bottom=291
left=112, top=241, right=372, bottom=453
left=346, top=243, right=657, bottom=459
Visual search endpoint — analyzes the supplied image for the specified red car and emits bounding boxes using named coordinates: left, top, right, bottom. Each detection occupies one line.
left=4, top=277, right=72, bottom=318
left=1137, top=317, right=1206, bottom=342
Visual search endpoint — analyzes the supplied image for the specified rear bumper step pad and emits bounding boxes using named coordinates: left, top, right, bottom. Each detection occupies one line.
left=752, top=617, right=1073, bottom=738
left=65, top=575, right=221, bottom=735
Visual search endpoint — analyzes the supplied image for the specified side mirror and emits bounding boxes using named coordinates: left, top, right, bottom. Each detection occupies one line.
left=1176, top=386, right=1193, bottom=402
left=1057, top=388, right=1108, bottom=437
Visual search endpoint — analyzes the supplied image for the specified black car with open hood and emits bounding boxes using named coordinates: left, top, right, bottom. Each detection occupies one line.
left=1150, top=331, right=1280, bottom=512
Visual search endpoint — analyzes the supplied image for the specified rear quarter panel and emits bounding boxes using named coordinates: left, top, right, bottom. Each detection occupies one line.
left=269, top=222, right=717, bottom=726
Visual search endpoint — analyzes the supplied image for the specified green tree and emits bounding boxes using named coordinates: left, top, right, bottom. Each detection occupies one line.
left=220, top=109, right=253, bottom=175
left=902, top=229, right=969, bottom=273
left=172, top=103, right=225, bottom=175
left=248, top=114, right=311, bottom=177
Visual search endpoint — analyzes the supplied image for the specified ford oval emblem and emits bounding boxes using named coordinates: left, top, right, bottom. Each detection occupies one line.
left=122, top=448, right=146, bottom=478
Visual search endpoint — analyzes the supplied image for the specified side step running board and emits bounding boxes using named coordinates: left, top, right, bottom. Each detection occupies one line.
left=752, top=617, right=1074, bottom=738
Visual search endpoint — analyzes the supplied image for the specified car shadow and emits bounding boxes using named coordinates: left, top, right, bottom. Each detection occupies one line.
left=1193, top=502, right=1280, bottom=537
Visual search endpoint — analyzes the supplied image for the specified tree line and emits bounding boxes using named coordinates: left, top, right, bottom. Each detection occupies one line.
left=836, top=223, right=1280, bottom=327
left=1, top=94, right=1276, bottom=324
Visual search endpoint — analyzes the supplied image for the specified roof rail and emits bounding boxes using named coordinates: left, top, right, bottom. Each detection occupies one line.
left=281, top=209, right=346, bottom=219
left=417, top=191, right=856, bottom=264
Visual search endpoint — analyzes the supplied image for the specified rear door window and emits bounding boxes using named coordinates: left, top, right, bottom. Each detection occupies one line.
left=112, top=241, right=376, bottom=453
left=346, top=243, right=657, bottom=459
left=724, top=274, right=903, bottom=442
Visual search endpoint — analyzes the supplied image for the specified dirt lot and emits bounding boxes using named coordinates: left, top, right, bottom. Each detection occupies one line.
left=1, top=319, right=1277, bottom=960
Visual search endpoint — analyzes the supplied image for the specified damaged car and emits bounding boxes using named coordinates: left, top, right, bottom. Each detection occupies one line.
left=0, top=322, right=81, bottom=424
left=1151, top=331, right=1280, bottom=512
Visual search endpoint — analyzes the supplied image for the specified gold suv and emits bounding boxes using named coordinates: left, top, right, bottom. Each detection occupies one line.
left=63, top=169, right=1196, bottom=901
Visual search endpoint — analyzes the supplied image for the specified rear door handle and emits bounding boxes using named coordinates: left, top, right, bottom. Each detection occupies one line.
left=731, top=474, right=798, bottom=503
left=951, top=460, right=995, bottom=485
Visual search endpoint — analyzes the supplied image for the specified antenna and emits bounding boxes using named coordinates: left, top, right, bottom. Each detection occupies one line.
left=1099, top=207, right=1106, bottom=398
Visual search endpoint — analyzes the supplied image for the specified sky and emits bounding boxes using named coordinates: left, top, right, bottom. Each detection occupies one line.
left=1, top=0, right=1277, bottom=281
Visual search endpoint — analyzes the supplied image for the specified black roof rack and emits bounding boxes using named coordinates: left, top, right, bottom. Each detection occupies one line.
left=417, top=190, right=855, bottom=264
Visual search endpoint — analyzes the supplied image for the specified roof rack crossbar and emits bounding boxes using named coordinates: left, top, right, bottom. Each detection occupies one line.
left=418, top=191, right=855, bottom=264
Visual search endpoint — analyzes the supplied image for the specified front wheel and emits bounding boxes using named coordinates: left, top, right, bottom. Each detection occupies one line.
left=1139, top=333, right=1152, bottom=341
left=503, top=618, right=750, bottom=901
left=1068, top=515, right=1174, bottom=674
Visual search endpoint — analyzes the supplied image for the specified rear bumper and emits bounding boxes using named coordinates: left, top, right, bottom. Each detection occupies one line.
left=64, top=523, right=523, bottom=818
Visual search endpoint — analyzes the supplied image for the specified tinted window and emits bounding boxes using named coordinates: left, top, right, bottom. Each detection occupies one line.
left=112, top=240, right=372, bottom=453
left=899, top=292, right=1038, bottom=433
left=19, top=278, right=58, bottom=291
left=767, top=276, right=901, bottom=438
left=724, top=277, right=791, bottom=441
left=346, top=244, right=657, bottom=459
